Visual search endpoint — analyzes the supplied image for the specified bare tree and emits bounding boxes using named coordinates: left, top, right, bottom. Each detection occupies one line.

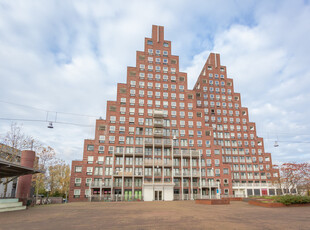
left=0, top=122, right=42, bottom=197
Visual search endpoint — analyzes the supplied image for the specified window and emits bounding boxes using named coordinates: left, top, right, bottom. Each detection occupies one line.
left=129, top=108, right=135, bottom=115
left=109, top=126, right=115, bottom=133
left=98, top=146, right=105, bottom=153
left=75, top=166, right=82, bottom=172
left=87, top=156, right=94, bottom=164
left=145, top=118, right=153, bottom=126
left=74, top=178, right=81, bottom=186
left=108, top=146, right=114, bottom=154
left=86, top=167, right=93, bottom=175
left=109, top=136, right=115, bottom=143
left=99, top=135, right=105, bottom=143
left=94, top=167, right=103, bottom=176
left=105, top=167, right=112, bottom=176
left=74, top=189, right=80, bottom=198
left=117, top=117, right=125, bottom=124
left=87, top=145, right=94, bottom=151
left=119, top=136, right=125, bottom=143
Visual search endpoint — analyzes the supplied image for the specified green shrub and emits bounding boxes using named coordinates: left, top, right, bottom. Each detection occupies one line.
left=275, top=195, right=310, bottom=205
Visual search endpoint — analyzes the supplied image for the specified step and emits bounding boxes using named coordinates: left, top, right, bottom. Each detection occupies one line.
left=0, top=206, right=26, bottom=213
left=0, top=202, right=23, bottom=208
left=0, top=198, right=19, bottom=204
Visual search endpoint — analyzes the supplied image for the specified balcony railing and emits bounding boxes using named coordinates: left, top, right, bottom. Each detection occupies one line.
left=232, top=182, right=277, bottom=188
left=153, top=110, right=164, bottom=118
left=153, top=129, right=163, bottom=137
left=113, top=171, right=133, bottom=177
left=163, top=139, right=171, bottom=146
left=201, top=182, right=219, bottom=187
left=173, top=150, right=200, bottom=158
left=144, top=160, right=153, bottom=166
left=144, top=138, right=172, bottom=146
left=154, top=119, right=164, bottom=127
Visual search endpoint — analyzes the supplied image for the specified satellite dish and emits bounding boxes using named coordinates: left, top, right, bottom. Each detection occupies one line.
left=274, top=141, right=279, bottom=147
left=173, top=135, right=177, bottom=140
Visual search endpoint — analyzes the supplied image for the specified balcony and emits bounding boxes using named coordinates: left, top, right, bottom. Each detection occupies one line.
left=154, top=139, right=163, bottom=146
left=173, top=150, right=200, bottom=158
left=135, top=151, right=143, bottom=156
left=192, top=173, right=201, bottom=177
left=144, top=160, right=153, bottom=166
left=163, top=161, right=172, bottom=167
left=113, top=171, right=133, bottom=177
left=163, top=139, right=172, bottom=147
left=90, top=181, right=112, bottom=188
left=124, top=183, right=132, bottom=187
left=145, top=139, right=153, bottom=146
left=114, top=151, right=124, bottom=156
left=143, top=181, right=174, bottom=185
left=232, top=182, right=275, bottom=188
left=134, top=172, right=143, bottom=177
left=153, top=129, right=163, bottom=137
left=154, top=119, right=164, bottom=127
left=90, top=181, right=104, bottom=188
left=173, top=172, right=181, bottom=177
left=153, top=109, right=164, bottom=118
left=201, top=182, right=218, bottom=187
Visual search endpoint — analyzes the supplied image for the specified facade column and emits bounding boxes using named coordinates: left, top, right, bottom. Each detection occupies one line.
left=199, top=151, right=202, bottom=199
left=181, top=150, right=183, bottom=200
left=121, top=148, right=125, bottom=201
left=190, top=149, right=193, bottom=200
left=16, top=150, right=36, bottom=202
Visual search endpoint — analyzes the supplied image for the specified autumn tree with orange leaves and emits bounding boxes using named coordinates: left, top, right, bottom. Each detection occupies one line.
left=280, top=162, right=310, bottom=195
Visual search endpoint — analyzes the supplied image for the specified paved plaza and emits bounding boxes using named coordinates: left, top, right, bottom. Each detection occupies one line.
left=0, top=201, right=309, bottom=230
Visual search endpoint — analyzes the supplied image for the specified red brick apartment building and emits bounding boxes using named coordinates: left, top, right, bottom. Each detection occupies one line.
left=69, top=25, right=282, bottom=202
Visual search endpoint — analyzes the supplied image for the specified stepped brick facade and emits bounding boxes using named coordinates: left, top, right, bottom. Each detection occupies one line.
left=69, top=25, right=280, bottom=202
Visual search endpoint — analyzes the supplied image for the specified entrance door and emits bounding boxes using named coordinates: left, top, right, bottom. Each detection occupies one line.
left=155, top=191, right=163, bottom=201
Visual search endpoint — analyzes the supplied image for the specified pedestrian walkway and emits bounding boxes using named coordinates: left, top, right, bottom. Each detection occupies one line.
left=0, top=201, right=309, bottom=229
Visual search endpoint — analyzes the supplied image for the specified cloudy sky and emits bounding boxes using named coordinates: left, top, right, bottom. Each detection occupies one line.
left=0, top=0, right=309, bottom=165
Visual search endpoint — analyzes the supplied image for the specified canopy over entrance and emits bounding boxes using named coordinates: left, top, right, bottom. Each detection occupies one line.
left=0, top=159, right=41, bottom=178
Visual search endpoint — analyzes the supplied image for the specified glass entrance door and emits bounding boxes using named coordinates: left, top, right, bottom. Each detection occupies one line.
left=155, top=191, right=163, bottom=201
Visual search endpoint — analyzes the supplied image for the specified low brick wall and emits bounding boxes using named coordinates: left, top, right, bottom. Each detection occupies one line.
left=248, top=200, right=285, bottom=208
left=229, top=197, right=243, bottom=201
left=196, top=199, right=230, bottom=205
left=249, top=200, right=310, bottom=208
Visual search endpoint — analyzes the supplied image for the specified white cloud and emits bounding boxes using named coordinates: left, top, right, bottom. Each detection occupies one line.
left=0, top=0, right=309, bottom=164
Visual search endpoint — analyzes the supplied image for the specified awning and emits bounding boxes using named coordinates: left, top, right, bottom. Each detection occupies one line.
left=0, top=159, right=42, bottom=178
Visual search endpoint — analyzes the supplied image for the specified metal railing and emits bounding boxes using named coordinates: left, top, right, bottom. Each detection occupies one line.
left=232, top=183, right=277, bottom=188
